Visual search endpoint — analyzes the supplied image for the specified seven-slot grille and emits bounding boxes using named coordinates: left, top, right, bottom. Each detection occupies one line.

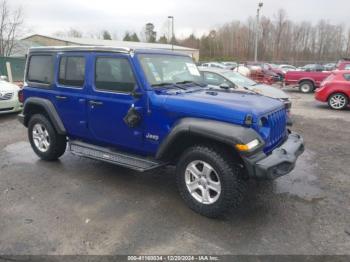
left=264, top=108, right=287, bottom=154
left=0, top=92, right=14, bottom=100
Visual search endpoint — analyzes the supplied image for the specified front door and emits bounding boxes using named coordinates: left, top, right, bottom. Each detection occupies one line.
left=87, top=53, right=144, bottom=151
left=54, top=53, right=90, bottom=139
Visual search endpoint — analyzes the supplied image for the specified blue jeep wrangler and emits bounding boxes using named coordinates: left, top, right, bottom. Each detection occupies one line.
left=19, top=46, right=304, bottom=217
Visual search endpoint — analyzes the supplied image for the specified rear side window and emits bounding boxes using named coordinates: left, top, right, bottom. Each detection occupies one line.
left=27, top=55, right=54, bottom=85
left=344, top=64, right=350, bottom=70
left=59, top=56, right=86, bottom=87
left=95, top=57, right=136, bottom=93
left=344, top=74, right=350, bottom=81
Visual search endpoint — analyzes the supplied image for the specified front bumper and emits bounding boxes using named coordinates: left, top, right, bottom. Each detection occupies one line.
left=243, top=133, right=304, bottom=180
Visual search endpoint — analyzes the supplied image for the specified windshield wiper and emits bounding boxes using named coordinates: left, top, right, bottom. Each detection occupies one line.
left=176, top=80, right=207, bottom=87
left=151, top=82, right=186, bottom=90
left=151, top=82, right=173, bottom=87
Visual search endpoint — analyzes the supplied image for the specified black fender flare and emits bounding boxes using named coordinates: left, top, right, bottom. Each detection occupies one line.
left=156, top=118, right=264, bottom=159
left=21, top=97, right=66, bottom=135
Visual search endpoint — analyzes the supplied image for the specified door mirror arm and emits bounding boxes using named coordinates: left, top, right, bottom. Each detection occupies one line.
left=131, top=90, right=143, bottom=99
left=131, top=85, right=143, bottom=99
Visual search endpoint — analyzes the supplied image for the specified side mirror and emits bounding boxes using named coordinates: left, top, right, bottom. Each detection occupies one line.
left=219, top=83, right=230, bottom=90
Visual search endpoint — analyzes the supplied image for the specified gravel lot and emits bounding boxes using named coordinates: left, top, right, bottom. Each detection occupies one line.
left=0, top=88, right=349, bottom=255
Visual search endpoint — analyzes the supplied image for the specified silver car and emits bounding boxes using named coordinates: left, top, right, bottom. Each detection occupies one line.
left=199, top=67, right=293, bottom=124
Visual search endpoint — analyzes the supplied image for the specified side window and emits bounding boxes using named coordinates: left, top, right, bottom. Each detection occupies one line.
left=344, top=64, right=350, bottom=70
left=59, top=56, right=86, bottom=87
left=203, top=72, right=229, bottom=86
left=344, top=74, right=350, bottom=81
left=95, top=57, right=136, bottom=93
left=27, top=55, right=54, bottom=85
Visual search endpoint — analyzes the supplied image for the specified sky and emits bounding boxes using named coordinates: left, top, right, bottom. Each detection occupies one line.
left=9, top=0, right=350, bottom=39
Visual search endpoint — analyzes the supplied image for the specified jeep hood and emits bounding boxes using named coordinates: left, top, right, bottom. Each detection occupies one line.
left=162, top=89, right=284, bottom=124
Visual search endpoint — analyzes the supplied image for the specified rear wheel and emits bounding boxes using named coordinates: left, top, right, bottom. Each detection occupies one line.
left=28, top=114, right=67, bottom=161
left=299, top=81, right=314, bottom=93
left=328, top=93, right=348, bottom=110
left=176, top=145, right=246, bottom=218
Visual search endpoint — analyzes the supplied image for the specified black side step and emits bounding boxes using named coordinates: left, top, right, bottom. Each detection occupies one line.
left=69, top=140, right=165, bottom=172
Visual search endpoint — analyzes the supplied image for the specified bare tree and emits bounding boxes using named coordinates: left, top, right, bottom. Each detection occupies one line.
left=0, top=0, right=23, bottom=56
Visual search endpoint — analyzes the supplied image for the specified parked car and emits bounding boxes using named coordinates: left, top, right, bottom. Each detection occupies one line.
left=234, top=64, right=251, bottom=77
left=268, top=63, right=286, bottom=80
left=279, top=64, right=297, bottom=74
left=246, top=62, right=283, bottom=82
left=284, top=59, right=350, bottom=93
left=298, top=64, right=325, bottom=72
left=0, top=79, right=23, bottom=114
left=221, top=61, right=238, bottom=69
left=285, top=70, right=331, bottom=93
left=315, top=71, right=350, bottom=110
left=199, top=67, right=292, bottom=114
left=200, top=62, right=228, bottom=69
left=323, top=63, right=336, bottom=71
left=19, top=46, right=304, bottom=218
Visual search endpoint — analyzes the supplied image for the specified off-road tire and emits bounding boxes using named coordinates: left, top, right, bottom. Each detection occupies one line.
left=328, top=93, right=349, bottom=110
left=28, top=114, right=67, bottom=161
left=176, top=145, right=247, bottom=218
left=299, top=81, right=314, bottom=93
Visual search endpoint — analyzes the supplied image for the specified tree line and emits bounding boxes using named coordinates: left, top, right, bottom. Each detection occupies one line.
left=180, top=9, right=350, bottom=64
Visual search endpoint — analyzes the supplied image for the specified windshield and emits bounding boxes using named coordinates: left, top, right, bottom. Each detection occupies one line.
left=222, top=71, right=256, bottom=87
left=138, top=54, right=204, bottom=87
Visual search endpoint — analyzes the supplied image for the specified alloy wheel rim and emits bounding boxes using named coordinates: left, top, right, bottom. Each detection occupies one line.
left=185, top=160, right=221, bottom=205
left=330, top=95, right=346, bottom=109
left=32, top=123, right=50, bottom=152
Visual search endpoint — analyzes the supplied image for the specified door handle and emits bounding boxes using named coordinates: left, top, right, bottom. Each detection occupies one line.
left=56, top=95, right=67, bottom=100
left=89, top=100, right=103, bottom=106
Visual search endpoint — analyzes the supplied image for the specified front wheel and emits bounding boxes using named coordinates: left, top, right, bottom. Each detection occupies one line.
left=176, top=145, right=246, bottom=218
left=28, top=114, right=67, bottom=161
left=328, top=93, right=349, bottom=110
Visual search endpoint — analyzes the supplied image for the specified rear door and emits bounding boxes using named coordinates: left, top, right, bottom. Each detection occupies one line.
left=53, top=53, right=90, bottom=139
left=87, top=53, right=145, bottom=151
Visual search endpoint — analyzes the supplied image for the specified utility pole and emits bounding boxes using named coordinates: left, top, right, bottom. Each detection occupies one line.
left=254, top=2, right=263, bottom=62
left=168, top=16, right=174, bottom=51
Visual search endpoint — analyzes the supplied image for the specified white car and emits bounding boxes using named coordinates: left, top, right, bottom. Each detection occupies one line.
left=0, top=80, right=22, bottom=114
left=279, top=64, right=297, bottom=74
left=201, top=62, right=229, bottom=69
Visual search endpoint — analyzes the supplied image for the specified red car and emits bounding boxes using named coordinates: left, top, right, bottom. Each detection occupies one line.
left=315, top=71, right=350, bottom=110
left=285, top=59, right=350, bottom=93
